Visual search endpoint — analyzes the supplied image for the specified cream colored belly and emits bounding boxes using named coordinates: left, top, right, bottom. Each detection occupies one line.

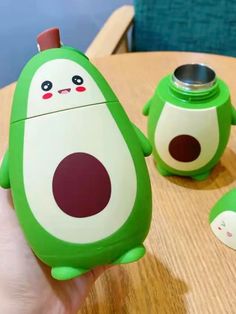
left=23, top=104, right=137, bottom=244
left=154, top=102, right=219, bottom=171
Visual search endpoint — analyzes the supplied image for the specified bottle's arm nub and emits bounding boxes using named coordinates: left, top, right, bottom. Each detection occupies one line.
left=231, top=105, right=236, bottom=125
left=143, top=97, right=153, bottom=116
left=132, top=124, right=152, bottom=157
left=0, top=150, right=10, bottom=189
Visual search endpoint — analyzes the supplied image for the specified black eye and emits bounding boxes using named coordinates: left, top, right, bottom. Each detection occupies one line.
left=41, top=80, right=53, bottom=91
left=72, top=75, right=83, bottom=85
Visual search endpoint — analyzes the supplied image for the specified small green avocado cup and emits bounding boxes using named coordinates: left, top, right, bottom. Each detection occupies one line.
left=143, top=64, right=236, bottom=181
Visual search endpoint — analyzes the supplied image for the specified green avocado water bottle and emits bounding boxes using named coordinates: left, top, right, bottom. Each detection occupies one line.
left=143, top=63, right=236, bottom=181
left=0, top=28, right=152, bottom=280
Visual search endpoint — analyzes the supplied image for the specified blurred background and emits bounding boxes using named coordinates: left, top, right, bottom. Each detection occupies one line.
left=0, top=0, right=132, bottom=87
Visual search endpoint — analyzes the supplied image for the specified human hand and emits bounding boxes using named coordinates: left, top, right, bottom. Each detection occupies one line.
left=0, top=188, right=105, bottom=314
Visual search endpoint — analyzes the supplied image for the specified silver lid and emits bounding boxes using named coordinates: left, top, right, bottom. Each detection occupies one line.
left=172, top=64, right=216, bottom=91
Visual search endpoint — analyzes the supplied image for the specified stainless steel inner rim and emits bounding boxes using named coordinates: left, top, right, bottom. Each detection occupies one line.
left=172, top=64, right=216, bottom=91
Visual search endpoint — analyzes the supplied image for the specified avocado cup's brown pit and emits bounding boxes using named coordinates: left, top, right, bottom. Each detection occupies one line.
left=168, top=134, right=201, bottom=162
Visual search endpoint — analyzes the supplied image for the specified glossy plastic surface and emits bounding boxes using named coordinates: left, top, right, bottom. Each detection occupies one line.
left=144, top=73, right=236, bottom=180
left=0, top=37, right=152, bottom=280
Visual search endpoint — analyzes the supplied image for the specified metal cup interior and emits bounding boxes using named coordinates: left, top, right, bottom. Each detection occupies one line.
left=172, top=64, right=216, bottom=91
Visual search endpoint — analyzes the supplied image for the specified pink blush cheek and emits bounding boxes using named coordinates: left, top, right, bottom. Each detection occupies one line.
left=76, top=86, right=86, bottom=92
left=42, top=92, right=53, bottom=99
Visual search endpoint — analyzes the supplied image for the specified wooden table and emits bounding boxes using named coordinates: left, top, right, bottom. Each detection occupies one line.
left=1, top=52, right=236, bottom=314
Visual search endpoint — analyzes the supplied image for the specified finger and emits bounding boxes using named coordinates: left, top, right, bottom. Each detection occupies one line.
left=6, top=189, right=13, bottom=208
left=0, top=188, right=22, bottom=240
left=68, top=265, right=111, bottom=312
left=0, top=188, right=10, bottom=207
left=90, top=265, right=111, bottom=282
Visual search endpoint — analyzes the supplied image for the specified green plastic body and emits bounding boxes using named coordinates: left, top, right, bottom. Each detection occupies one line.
left=0, top=47, right=152, bottom=279
left=143, top=74, right=236, bottom=180
left=209, top=188, right=236, bottom=250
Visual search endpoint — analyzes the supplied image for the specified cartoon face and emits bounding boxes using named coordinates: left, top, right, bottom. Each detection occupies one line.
left=27, top=59, right=106, bottom=118
left=210, top=211, right=236, bottom=249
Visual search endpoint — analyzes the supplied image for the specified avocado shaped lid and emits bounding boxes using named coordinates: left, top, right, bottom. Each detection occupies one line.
left=10, top=28, right=118, bottom=123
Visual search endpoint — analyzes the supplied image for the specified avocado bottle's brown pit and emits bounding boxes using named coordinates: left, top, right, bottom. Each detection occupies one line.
left=52, top=152, right=111, bottom=218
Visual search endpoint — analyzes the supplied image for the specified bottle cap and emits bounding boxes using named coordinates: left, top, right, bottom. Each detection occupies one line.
left=37, top=27, right=61, bottom=51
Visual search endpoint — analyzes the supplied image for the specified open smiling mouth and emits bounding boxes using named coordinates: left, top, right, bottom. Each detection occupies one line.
left=58, top=88, right=71, bottom=94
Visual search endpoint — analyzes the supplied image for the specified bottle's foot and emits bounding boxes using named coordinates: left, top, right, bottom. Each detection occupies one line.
left=191, top=171, right=211, bottom=181
left=156, top=164, right=172, bottom=176
left=51, top=266, right=89, bottom=280
left=112, top=245, right=146, bottom=265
